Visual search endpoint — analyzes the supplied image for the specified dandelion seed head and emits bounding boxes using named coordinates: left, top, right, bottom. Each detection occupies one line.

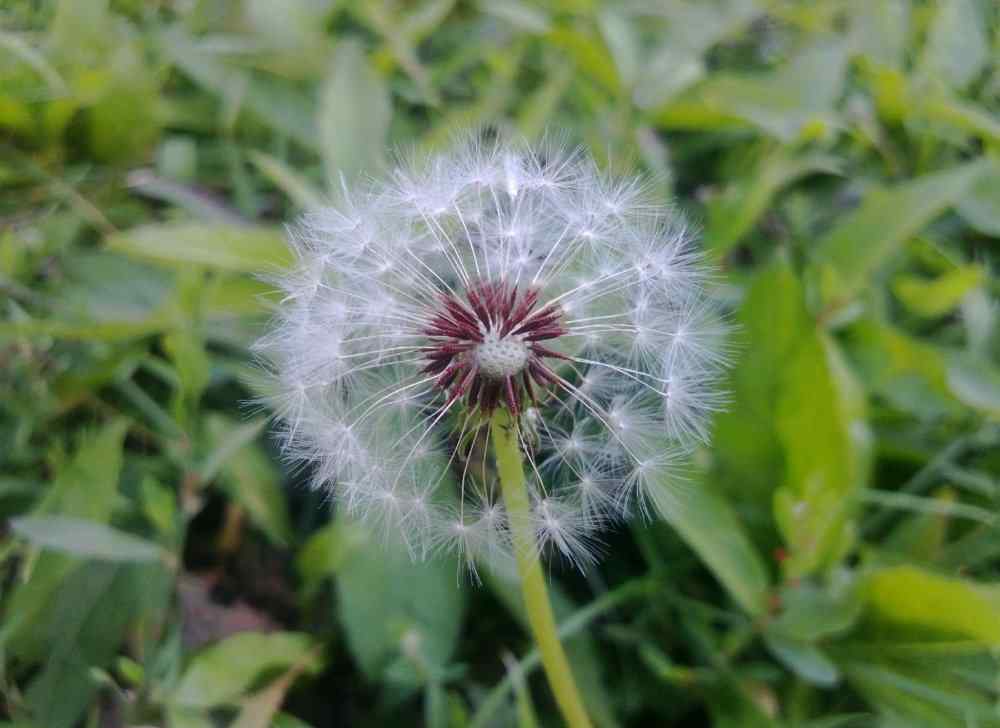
left=256, top=133, right=730, bottom=572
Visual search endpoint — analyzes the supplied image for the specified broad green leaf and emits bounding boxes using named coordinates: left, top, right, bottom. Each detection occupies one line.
left=160, top=27, right=317, bottom=149
left=715, top=263, right=870, bottom=577
left=248, top=151, right=325, bottom=210
left=919, top=0, right=988, bottom=90
left=35, top=419, right=128, bottom=520
left=597, top=9, right=639, bottom=87
left=769, top=579, right=862, bottom=642
left=846, top=660, right=1000, bottom=728
left=11, top=516, right=164, bottom=562
left=655, top=40, right=848, bottom=140
left=51, top=251, right=172, bottom=323
left=203, top=416, right=292, bottom=546
left=0, top=30, right=68, bottom=94
left=24, top=563, right=169, bottom=728
left=892, top=265, right=985, bottom=318
left=296, top=520, right=368, bottom=591
left=163, top=327, right=210, bottom=428
left=921, top=93, right=1000, bottom=144
left=842, top=318, right=960, bottom=419
left=48, top=0, right=112, bottom=64
left=764, top=635, right=839, bottom=686
left=230, top=662, right=311, bottom=728
left=546, top=28, right=620, bottom=96
left=705, top=150, right=840, bottom=255
left=172, top=632, right=320, bottom=708
left=84, top=43, right=161, bottom=163
left=631, top=0, right=761, bottom=109
left=5, top=421, right=129, bottom=659
left=107, top=223, right=290, bottom=272
left=808, top=159, right=990, bottom=306
left=318, top=39, right=391, bottom=188
left=946, top=354, right=1000, bottom=418
left=336, top=518, right=465, bottom=685
left=0, top=318, right=170, bottom=341
left=850, top=0, right=909, bottom=68
left=713, top=264, right=811, bottom=501
left=774, top=326, right=870, bottom=577
left=482, top=0, right=551, bottom=34
left=957, top=161, right=1000, bottom=236
left=864, top=566, right=1000, bottom=644
left=649, top=474, right=771, bottom=616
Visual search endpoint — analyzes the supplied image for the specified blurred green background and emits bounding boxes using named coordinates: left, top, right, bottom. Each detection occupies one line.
left=1, top=0, right=999, bottom=726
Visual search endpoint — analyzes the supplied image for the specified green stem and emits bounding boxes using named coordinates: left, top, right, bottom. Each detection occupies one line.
left=490, top=410, right=593, bottom=728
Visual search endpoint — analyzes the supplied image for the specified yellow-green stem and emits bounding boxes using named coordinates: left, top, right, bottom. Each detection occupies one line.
left=490, top=410, right=593, bottom=728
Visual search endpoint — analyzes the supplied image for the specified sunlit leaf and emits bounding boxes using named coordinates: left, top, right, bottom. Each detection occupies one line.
left=318, top=39, right=391, bottom=188
left=336, top=518, right=465, bottom=685
left=919, top=0, right=989, bottom=90
left=864, top=566, right=1000, bottom=644
left=650, top=474, right=771, bottom=615
left=11, top=516, right=164, bottom=562
left=172, top=632, right=321, bottom=708
left=809, top=159, right=990, bottom=307
left=107, top=223, right=290, bottom=272
left=892, top=265, right=985, bottom=318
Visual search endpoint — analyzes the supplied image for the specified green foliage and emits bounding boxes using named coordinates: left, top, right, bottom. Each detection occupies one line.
left=1, top=1, right=998, bottom=726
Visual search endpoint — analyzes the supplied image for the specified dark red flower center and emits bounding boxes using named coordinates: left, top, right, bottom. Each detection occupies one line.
left=421, top=280, right=568, bottom=415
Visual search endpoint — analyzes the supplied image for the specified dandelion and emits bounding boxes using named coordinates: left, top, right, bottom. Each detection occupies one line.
left=256, top=134, right=729, bottom=727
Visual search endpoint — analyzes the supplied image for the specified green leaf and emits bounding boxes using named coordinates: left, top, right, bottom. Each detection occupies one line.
left=705, top=149, right=840, bottom=255
left=35, top=419, right=129, bottom=520
left=631, top=0, right=761, bottom=109
left=3, top=421, right=130, bottom=658
left=546, top=28, right=620, bottom=96
left=892, top=265, right=985, bottom=318
left=808, top=159, right=990, bottom=306
left=845, top=660, right=998, bottom=728
left=957, top=161, right=1000, bottom=236
left=842, top=318, right=960, bottom=419
left=764, top=634, right=839, bottom=686
left=52, top=252, right=172, bottom=324
left=864, top=566, right=1000, bottom=644
left=850, top=0, right=909, bottom=69
left=318, top=39, right=391, bottom=188
left=11, top=516, right=164, bottom=562
left=649, top=474, right=771, bottom=616
left=107, top=224, right=290, bottom=272
left=248, top=151, right=325, bottom=210
left=296, top=520, right=368, bottom=591
left=919, top=0, right=988, bottom=90
left=946, top=354, right=1000, bottom=418
left=172, top=632, right=320, bottom=708
left=84, top=43, right=161, bottom=163
left=24, top=563, right=170, bottom=728
left=774, top=326, right=870, bottom=577
left=655, top=40, right=848, bottom=140
left=160, top=27, right=317, bottom=149
left=203, top=416, right=292, bottom=546
left=713, top=264, right=811, bottom=500
left=769, top=579, right=862, bottom=642
left=336, top=518, right=466, bottom=685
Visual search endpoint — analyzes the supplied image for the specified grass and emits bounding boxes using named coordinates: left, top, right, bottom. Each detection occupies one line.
left=1, top=1, right=998, bottom=726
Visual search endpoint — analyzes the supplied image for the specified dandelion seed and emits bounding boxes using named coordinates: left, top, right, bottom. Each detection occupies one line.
left=256, top=133, right=730, bottom=570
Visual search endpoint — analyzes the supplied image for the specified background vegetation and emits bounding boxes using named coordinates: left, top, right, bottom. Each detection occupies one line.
left=1, top=0, right=999, bottom=726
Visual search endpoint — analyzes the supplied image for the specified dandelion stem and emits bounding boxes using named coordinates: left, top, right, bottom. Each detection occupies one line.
left=491, top=409, right=593, bottom=728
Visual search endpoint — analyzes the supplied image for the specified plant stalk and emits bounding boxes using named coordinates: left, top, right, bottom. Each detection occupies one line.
left=490, top=410, right=593, bottom=728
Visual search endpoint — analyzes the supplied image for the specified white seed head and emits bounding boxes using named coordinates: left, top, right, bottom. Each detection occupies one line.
left=476, top=331, right=531, bottom=379
left=255, top=133, right=731, bottom=572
